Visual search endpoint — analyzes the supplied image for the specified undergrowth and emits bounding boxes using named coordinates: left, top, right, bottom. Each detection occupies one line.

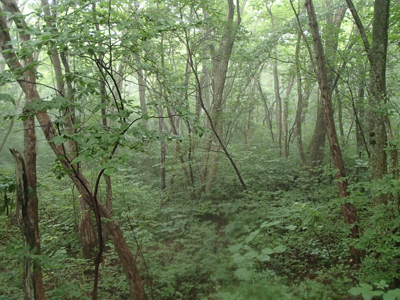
left=1, top=154, right=400, bottom=299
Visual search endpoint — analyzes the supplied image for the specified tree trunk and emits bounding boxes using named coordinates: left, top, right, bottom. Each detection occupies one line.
left=345, top=0, right=391, bottom=204
left=247, top=109, right=251, bottom=150
left=337, top=89, right=345, bottom=142
left=307, top=2, right=346, bottom=168
left=41, top=0, right=98, bottom=258
left=308, top=93, right=326, bottom=168
left=199, top=0, right=241, bottom=191
left=305, top=0, right=362, bottom=263
left=133, top=0, right=148, bottom=129
left=158, top=34, right=167, bottom=191
left=257, top=78, right=275, bottom=142
left=369, top=0, right=390, bottom=186
left=11, top=149, right=46, bottom=300
left=136, top=57, right=148, bottom=129
left=267, top=4, right=282, bottom=156
left=294, top=33, right=307, bottom=166
left=0, top=89, right=22, bottom=153
left=0, top=3, right=146, bottom=297
left=283, top=77, right=294, bottom=158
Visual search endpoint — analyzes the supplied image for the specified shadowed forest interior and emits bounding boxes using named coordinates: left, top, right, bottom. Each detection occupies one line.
left=1, top=0, right=400, bottom=299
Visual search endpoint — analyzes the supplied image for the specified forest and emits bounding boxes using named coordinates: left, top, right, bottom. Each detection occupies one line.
left=0, top=0, right=399, bottom=299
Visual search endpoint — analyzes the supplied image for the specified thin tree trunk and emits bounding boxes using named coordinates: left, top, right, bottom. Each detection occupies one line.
left=247, top=109, right=251, bottom=150
left=294, top=33, right=307, bottom=166
left=133, top=0, right=148, bottom=129
left=283, top=77, right=294, bottom=158
left=158, top=33, right=167, bottom=191
left=257, top=78, right=275, bottom=142
left=0, top=90, right=23, bottom=153
left=267, top=4, right=282, bottom=156
left=308, top=92, right=326, bottom=167
left=336, top=89, right=345, bottom=141
left=136, top=58, right=148, bottom=129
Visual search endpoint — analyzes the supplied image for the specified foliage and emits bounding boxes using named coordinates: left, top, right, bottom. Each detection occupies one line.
left=1, top=0, right=400, bottom=299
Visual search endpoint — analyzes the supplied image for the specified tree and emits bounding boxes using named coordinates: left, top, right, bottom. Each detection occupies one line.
left=40, top=0, right=98, bottom=258
left=266, top=2, right=283, bottom=156
left=345, top=0, right=393, bottom=204
left=0, top=1, right=146, bottom=298
left=304, top=0, right=362, bottom=262
left=0, top=2, right=46, bottom=298
left=199, top=0, right=244, bottom=192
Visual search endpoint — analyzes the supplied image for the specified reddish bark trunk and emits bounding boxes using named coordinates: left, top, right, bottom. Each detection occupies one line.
left=11, top=149, right=46, bottom=300
left=305, top=0, right=362, bottom=262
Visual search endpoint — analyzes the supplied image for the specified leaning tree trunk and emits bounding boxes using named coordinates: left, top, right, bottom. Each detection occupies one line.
left=199, top=0, right=241, bottom=192
left=42, top=0, right=98, bottom=257
left=307, top=2, right=346, bottom=169
left=0, top=2, right=146, bottom=298
left=257, top=77, right=275, bottom=142
left=305, top=0, right=363, bottom=263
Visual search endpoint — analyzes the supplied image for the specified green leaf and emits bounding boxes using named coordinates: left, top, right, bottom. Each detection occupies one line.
left=273, top=245, right=287, bottom=253
left=260, top=220, right=281, bottom=228
left=256, top=253, right=270, bottom=261
left=70, top=155, right=86, bottom=165
left=359, top=283, right=373, bottom=291
left=103, top=167, right=115, bottom=176
left=228, top=244, right=242, bottom=253
left=245, top=230, right=259, bottom=243
left=50, top=135, right=66, bottom=146
left=232, top=253, right=246, bottom=264
left=0, top=93, right=16, bottom=105
left=261, top=248, right=274, bottom=255
left=383, top=289, right=400, bottom=300
left=376, top=280, right=389, bottom=289
left=349, top=284, right=384, bottom=300
left=286, top=225, right=297, bottom=230
left=362, top=290, right=384, bottom=300
left=234, top=268, right=252, bottom=281
left=244, top=250, right=258, bottom=259
left=349, top=287, right=366, bottom=295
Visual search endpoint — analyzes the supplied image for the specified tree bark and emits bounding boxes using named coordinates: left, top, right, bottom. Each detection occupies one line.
left=199, top=0, right=242, bottom=191
left=307, top=2, right=346, bottom=168
left=305, top=0, right=362, bottom=262
left=41, top=0, right=98, bottom=258
left=308, top=92, right=326, bottom=167
left=345, top=0, right=391, bottom=204
left=294, top=33, right=307, bottom=166
left=0, top=2, right=146, bottom=298
left=11, top=149, right=46, bottom=300
left=369, top=0, right=390, bottom=184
